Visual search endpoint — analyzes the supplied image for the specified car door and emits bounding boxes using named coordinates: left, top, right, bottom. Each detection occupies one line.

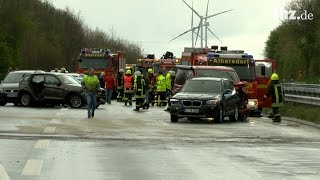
left=43, top=74, right=64, bottom=100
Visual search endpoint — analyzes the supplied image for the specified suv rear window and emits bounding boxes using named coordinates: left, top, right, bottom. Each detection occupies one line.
left=175, top=69, right=193, bottom=85
left=196, top=70, right=239, bottom=81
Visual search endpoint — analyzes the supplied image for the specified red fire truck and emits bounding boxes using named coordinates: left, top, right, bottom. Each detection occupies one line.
left=180, top=47, right=211, bottom=66
left=153, top=58, right=181, bottom=74
left=254, top=59, right=277, bottom=111
left=179, top=46, right=276, bottom=115
left=76, top=48, right=126, bottom=81
left=207, top=48, right=276, bottom=115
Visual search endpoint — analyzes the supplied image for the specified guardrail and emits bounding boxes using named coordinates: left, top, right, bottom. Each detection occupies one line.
left=285, top=94, right=320, bottom=106
left=282, top=83, right=320, bottom=106
left=283, top=83, right=320, bottom=97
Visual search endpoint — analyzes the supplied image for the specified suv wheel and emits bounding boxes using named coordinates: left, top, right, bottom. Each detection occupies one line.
left=69, top=94, right=83, bottom=108
left=214, top=105, right=224, bottom=124
left=0, top=101, right=7, bottom=106
left=20, top=93, right=33, bottom=107
left=171, top=115, right=178, bottom=123
left=229, top=104, right=239, bottom=122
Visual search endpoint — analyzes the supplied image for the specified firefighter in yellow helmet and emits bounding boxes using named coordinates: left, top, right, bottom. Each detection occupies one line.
left=123, top=69, right=134, bottom=106
left=146, top=68, right=156, bottom=106
left=264, top=73, right=284, bottom=122
left=156, top=71, right=167, bottom=106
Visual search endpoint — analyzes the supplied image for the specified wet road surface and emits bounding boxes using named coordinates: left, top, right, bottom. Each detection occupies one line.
left=0, top=102, right=319, bottom=179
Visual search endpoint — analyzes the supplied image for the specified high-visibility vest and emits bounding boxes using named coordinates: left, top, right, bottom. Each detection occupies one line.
left=82, top=75, right=99, bottom=92
left=124, top=75, right=133, bottom=89
left=156, top=75, right=166, bottom=92
left=165, top=73, right=171, bottom=90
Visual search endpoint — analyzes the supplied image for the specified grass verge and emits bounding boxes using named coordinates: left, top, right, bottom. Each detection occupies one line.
left=280, top=102, right=320, bottom=124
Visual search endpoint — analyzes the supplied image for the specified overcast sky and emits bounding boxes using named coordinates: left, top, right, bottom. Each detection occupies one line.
left=49, top=0, right=289, bottom=59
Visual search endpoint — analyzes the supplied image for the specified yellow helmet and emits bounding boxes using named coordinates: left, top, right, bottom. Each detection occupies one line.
left=148, top=68, right=153, bottom=73
left=126, top=69, right=132, bottom=75
left=271, top=73, right=279, bottom=80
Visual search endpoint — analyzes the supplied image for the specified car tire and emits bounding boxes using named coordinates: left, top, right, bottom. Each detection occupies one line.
left=214, top=105, right=224, bottom=124
left=20, top=92, right=33, bottom=107
left=0, top=101, right=7, bottom=106
left=68, top=94, right=83, bottom=108
left=171, top=115, right=178, bottom=123
left=229, top=104, right=239, bottom=122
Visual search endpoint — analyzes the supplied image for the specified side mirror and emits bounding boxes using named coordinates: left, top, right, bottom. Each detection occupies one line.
left=261, top=66, right=266, bottom=76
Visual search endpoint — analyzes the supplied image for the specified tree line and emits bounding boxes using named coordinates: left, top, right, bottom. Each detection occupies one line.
left=264, top=0, right=320, bottom=83
left=0, top=0, right=143, bottom=79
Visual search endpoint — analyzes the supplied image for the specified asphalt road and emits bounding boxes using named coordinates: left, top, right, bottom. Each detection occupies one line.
left=0, top=102, right=319, bottom=180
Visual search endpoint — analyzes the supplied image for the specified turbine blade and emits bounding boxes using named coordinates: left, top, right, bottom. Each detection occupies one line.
left=204, top=9, right=233, bottom=20
left=208, top=28, right=223, bottom=44
left=205, top=0, right=209, bottom=23
left=191, top=1, right=194, bottom=28
left=169, top=27, right=198, bottom=42
left=182, top=0, right=201, bottom=18
left=195, top=20, right=202, bottom=45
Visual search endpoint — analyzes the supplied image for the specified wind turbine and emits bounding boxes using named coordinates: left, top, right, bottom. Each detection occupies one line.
left=170, top=0, right=233, bottom=48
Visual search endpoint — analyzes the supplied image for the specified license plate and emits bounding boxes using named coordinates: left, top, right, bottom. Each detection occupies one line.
left=184, top=108, right=199, bottom=113
left=6, top=93, right=17, bottom=97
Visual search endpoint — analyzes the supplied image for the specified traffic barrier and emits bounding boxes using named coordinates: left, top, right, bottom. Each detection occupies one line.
left=285, top=94, right=320, bottom=106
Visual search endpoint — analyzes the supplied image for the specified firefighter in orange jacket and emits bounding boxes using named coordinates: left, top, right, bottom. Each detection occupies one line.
left=123, top=69, right=134, bottom=106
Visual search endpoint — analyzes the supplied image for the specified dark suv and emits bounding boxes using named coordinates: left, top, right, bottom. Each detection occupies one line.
left=18, top=72, right=105, bottom=108
left=0, top=70, right=43, bottom=106
left=170, top=77, right=240, bottom=123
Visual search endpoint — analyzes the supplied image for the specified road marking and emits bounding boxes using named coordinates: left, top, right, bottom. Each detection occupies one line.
left=43, top=127, right=56, bottom=134
left=0, top=164, right=10, bottom=180
left=34, top=140, right=50, bottom=149
left=21, top=159, right=43, bottom=176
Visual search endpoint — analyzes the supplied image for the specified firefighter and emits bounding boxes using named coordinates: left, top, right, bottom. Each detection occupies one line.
left=133, top=71, right=147, bottom=111
left=99, top=72, right=105, bottom=89
left=123, top=69, right=134, bottom=106
left=156, top=71, right=167, bottom=106
left=235, top=82, right=249, bottom=120
left=146, top=68, right=156, bottom=106
left=264, top=73, right=284, bottom=122
left=164, top=70, right=176, bottom=111
left=117, top=69, right=124, bottom=101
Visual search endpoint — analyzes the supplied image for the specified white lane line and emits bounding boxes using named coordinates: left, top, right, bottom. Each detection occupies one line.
left=42, top=127, right=56, bottom=134
left=0, top=164, right=11, bottom=180
left=34, top=140, right=50, bottom=149
left=21, top=159, right=43, bottom=176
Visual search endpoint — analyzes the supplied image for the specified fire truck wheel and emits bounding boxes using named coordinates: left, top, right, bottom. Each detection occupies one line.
left=229, top=105, right=239, bottom=122
left=68, top=94, right=83, bottom=108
